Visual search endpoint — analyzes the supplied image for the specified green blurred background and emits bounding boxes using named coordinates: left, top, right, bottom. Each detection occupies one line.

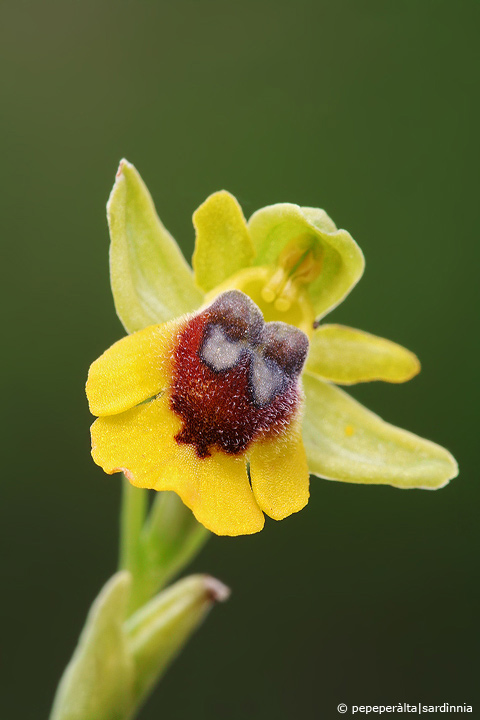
left=2, top=0, right=478, bottom=717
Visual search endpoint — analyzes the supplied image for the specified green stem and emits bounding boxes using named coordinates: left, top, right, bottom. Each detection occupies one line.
left=142, top=492, right=210, bottom=591
left=126, top=491, right=210, bottom=614
left=119, top=479, right=211, bottom=616
left=119, top=476, right=148, bottom=583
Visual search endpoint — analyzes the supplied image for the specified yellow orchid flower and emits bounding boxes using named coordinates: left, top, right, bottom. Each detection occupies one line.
left=87, top=160, right=458, bottom=537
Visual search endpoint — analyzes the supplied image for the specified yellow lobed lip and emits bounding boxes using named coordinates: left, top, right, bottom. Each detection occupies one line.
left=87, top=292, right=311, bottom=536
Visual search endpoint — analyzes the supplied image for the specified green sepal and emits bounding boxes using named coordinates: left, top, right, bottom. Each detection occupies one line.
left=125, top=574, right=230, bottom=710
left=49, top=572, right=134, bottom=720
left=302, top=374, right=458, bottom=489
left=192, top=191, right=254, bottom=292
left=248, top=203, right=365, bottom=320
left=108, top=160, right=204, bottom=333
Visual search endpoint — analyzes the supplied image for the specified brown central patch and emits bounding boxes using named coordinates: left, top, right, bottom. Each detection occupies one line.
left=170, top=291, right=308, bottom=458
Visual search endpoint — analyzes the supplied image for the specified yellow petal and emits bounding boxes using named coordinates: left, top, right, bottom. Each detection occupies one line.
left=306, top=324, right=420, bottom=384
left=159, top=445, right=265, bottom=537
left=91, top=395, right=180, bottom=486
left=87, top=320, right=182, bottom=417
left=248, top=419, right=310, bottom=521
left=302, top=374, right=458, bottom=489
left=192, top=191, right=255, bottom=293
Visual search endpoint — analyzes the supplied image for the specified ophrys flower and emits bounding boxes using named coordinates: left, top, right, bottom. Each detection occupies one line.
left=87, top=291, right=310, bottom=535
left=87, top=160, right=458, bottom=537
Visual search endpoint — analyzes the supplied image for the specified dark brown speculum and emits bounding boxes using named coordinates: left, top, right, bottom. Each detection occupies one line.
left=170, top=291, right=309, bottom=458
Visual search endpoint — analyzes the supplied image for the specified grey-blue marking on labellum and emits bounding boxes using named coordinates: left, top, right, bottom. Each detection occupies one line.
left=199, top=290, right=309, bottom=408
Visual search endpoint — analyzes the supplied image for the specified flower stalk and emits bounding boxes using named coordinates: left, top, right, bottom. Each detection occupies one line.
left=121, top=481, right=211, bottom=615
left=119, top=477, right=211, bottom=617
left=139, top=491, right=210, bottom=606
left=119, top=479, right=148, bottom=605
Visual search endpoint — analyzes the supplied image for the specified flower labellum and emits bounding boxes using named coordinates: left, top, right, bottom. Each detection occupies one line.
left=171, top=291, right=308, bottom=458
left=87, top=290, right=311, bottom=536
